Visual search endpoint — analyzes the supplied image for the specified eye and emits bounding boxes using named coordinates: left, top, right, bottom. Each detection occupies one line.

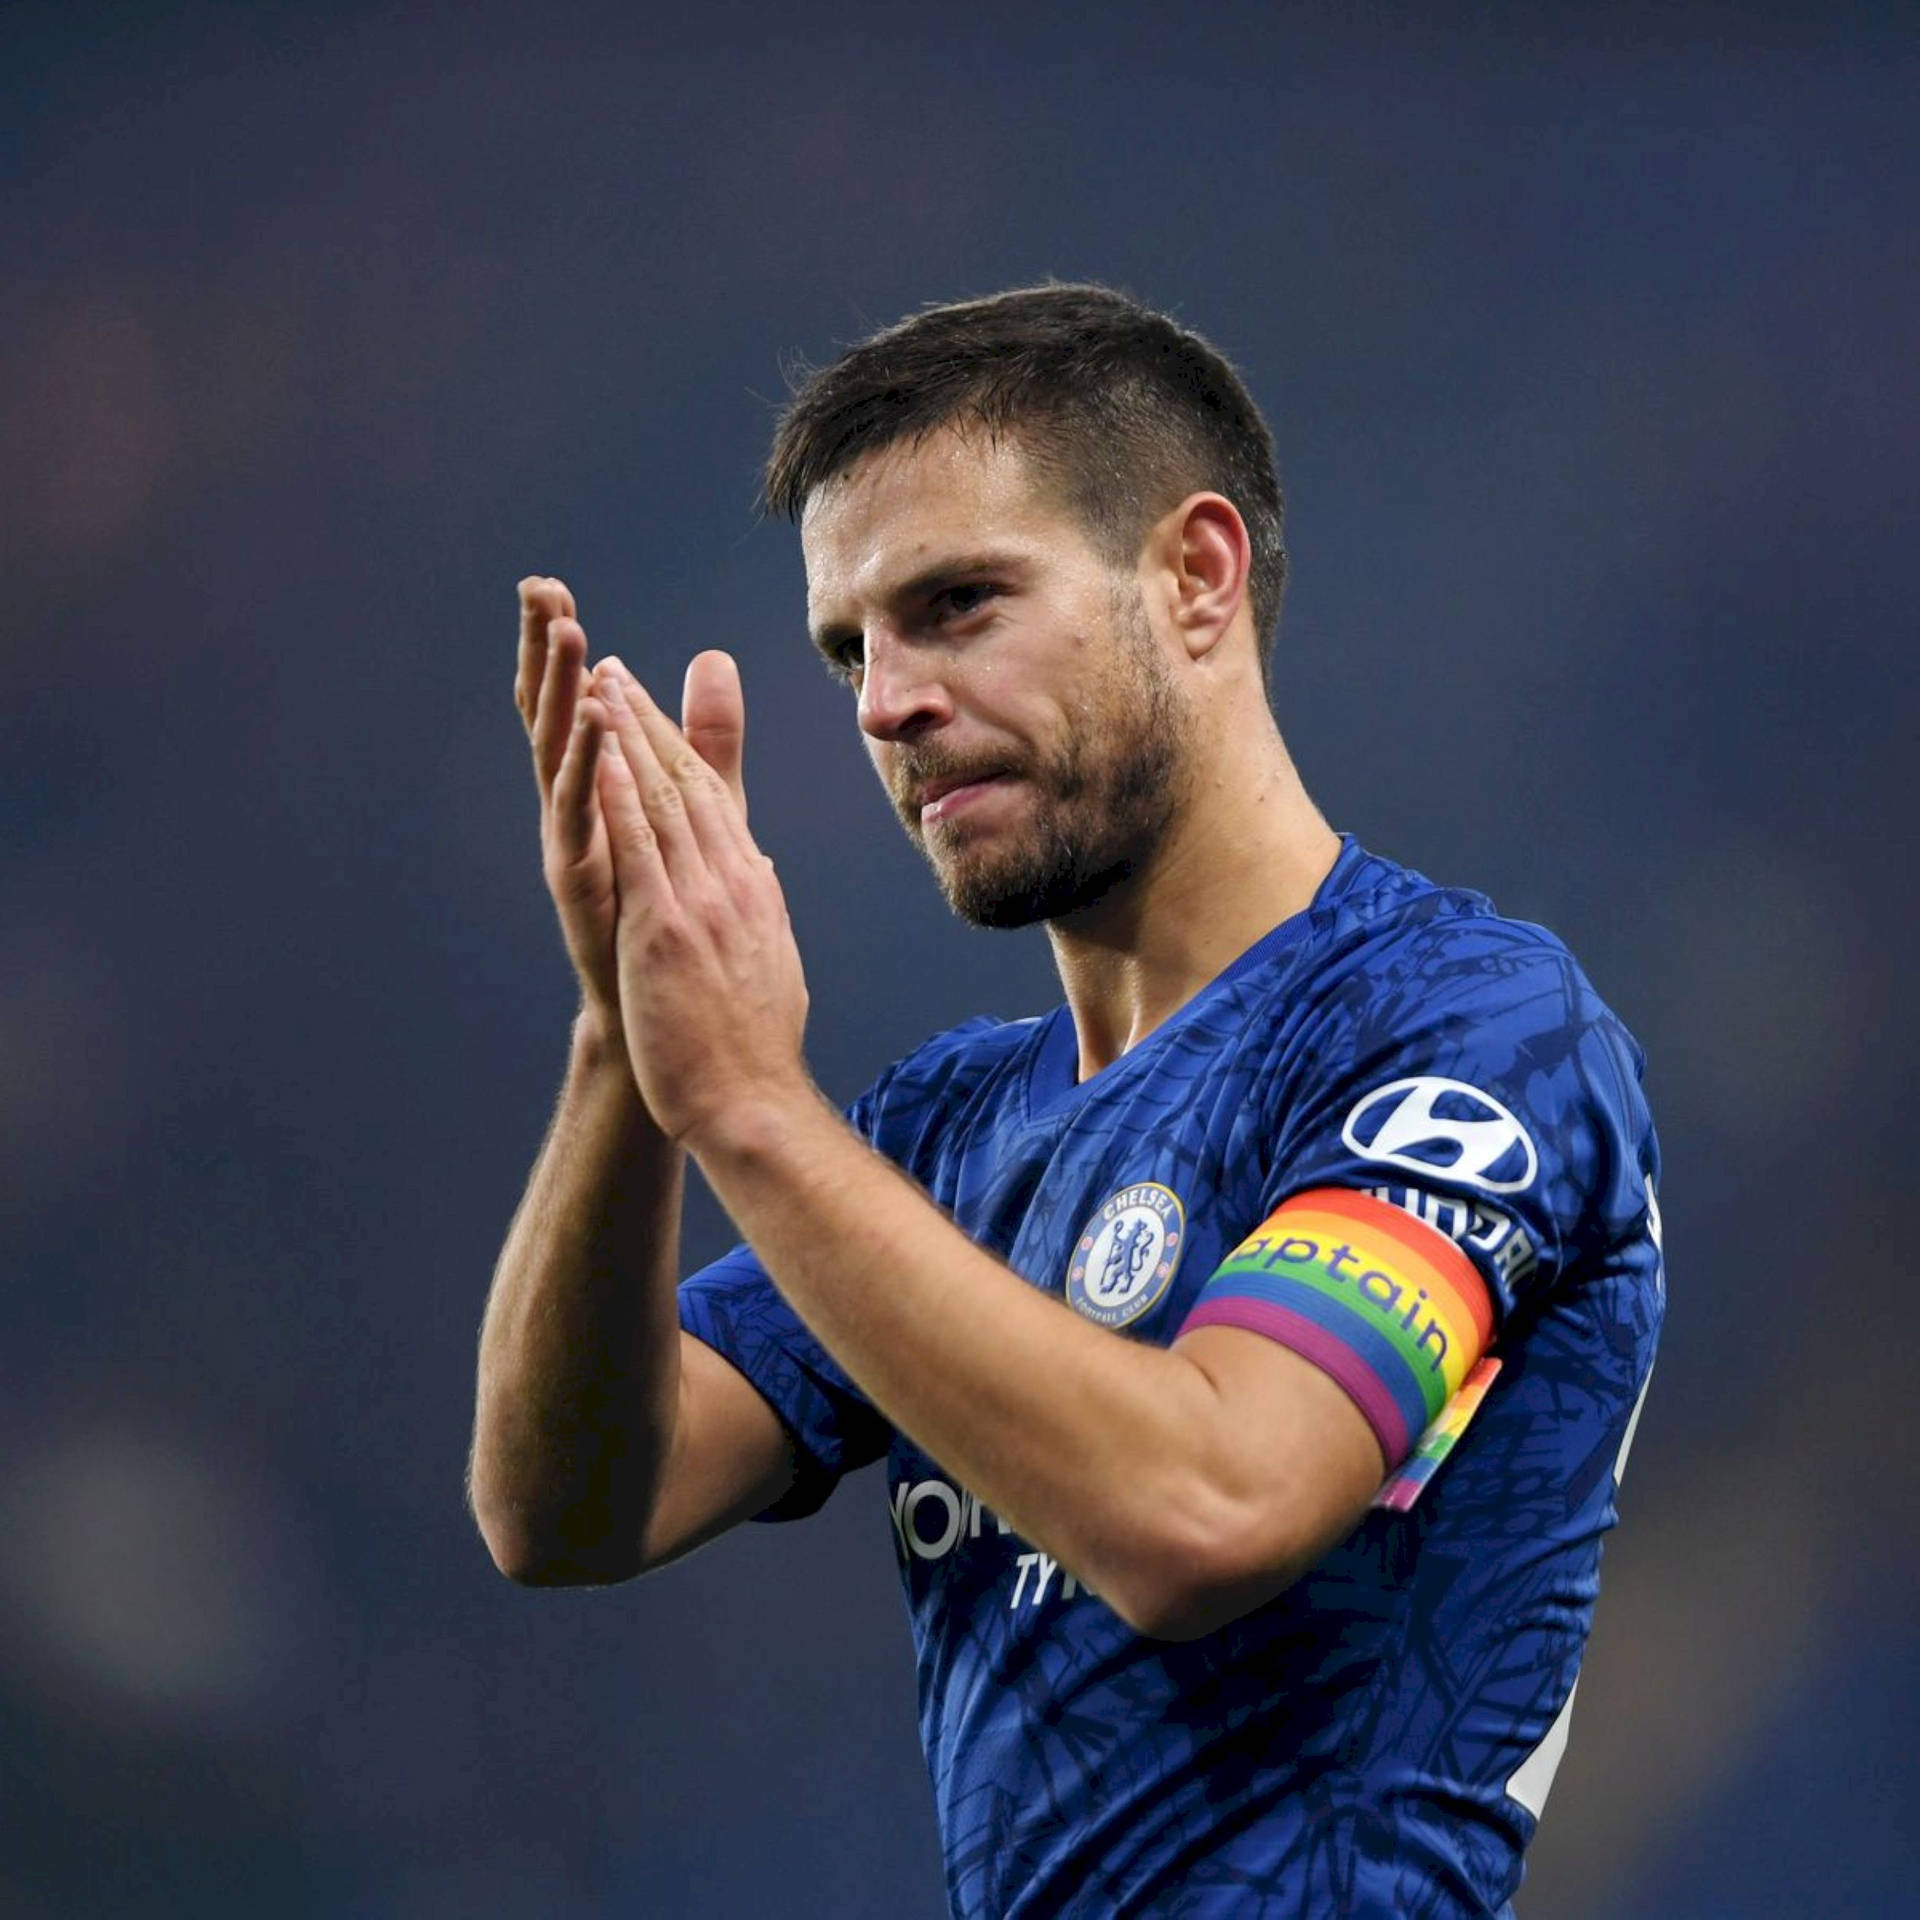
left=813, top=626, right=863, bottom=679
left=936, top=582, right=998, bottom=620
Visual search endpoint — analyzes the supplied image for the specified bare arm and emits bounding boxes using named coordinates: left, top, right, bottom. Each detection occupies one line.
left=467, top=580, right=794, bottom=1584
left=471, top=1013, right=796, bottom=1581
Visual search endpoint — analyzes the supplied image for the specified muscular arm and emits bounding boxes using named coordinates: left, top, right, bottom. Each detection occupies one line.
left=468, top=1015, right=797, bottom=1583
left=468, top=580, right=795, bottom=1585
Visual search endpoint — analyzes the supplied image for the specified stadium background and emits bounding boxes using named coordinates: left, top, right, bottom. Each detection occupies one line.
left=4, top=3, right=1913, bottom=1913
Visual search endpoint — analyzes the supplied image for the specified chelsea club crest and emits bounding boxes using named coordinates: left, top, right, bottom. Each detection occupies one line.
left=1066, top=1182, right=1187, bottom=1329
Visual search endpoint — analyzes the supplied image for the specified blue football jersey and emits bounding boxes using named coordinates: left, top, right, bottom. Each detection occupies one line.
left=679, top=839, right=1664, bottom=1918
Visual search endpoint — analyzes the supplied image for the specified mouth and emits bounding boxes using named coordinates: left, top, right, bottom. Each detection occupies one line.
left=915, top=771, right=1011, bottom=828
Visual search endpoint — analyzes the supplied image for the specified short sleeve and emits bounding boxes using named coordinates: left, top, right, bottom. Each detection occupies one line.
left=676, top=1086, right=896, bottom=1521
left=679, top=1243, right=894, bottom=1521
left=1179, top=924, right=1658, bottom=1473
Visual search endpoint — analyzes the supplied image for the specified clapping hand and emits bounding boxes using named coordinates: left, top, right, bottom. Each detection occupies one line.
left=516, top=577, right=811, bottom=1146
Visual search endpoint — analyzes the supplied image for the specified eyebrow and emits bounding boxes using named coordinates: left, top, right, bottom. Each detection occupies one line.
left=808, top=549, right=1032, bottom=656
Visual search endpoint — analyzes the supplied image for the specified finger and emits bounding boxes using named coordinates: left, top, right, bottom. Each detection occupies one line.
left=679, top=652, right=759, bottom=862
left=533, top=615, right=589, bottom=800
left=604, top=655, right=757, bottom=869
left=596, top=659, right=710, bottom=885
left=594, top=730, right=671, bottom=907
left=514, top=576, right=576, bottom=732
left=550, top=693, right=605, bottom=862
left=682, top=650, right=747, bottom=819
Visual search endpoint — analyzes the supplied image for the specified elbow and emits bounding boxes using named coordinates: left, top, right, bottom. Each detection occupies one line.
left=1101, top=1511, right=1310, bottom=1644
left=1114, top=1581, right=1285, bottom=1644
left=469, top=1484, right=649, bottom=1589
left=487, top=1529, right=646, bottom=1589
left=1105, top=1578, right=1250, bottom=1645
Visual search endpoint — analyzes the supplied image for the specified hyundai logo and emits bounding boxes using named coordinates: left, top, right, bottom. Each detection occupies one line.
left=1342, top=1077, right=1539, bottom=1194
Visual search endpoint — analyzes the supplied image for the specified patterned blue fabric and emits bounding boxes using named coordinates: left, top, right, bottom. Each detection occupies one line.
left=679, top=839, right=1664, bottom=1918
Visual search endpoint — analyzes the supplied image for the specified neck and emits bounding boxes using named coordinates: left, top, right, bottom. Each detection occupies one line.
left=1045, top=722, right=1339, bottom=1081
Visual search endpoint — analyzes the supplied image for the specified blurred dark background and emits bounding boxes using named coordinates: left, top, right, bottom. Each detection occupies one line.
left=4, top=2, right=1915, bottom=1914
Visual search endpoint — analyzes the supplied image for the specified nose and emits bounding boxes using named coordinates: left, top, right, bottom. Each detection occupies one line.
left=856, top=627, right=953, bottom=743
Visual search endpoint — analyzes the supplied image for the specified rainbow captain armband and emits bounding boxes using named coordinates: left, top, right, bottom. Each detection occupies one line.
left=1178, top=1188, right=1498, bottom=1487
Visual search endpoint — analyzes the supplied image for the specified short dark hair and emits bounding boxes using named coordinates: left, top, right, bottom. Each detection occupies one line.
left=764, top=284, right=1288, bottom=670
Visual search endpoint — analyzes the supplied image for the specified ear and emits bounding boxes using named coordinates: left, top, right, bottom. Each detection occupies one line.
left=1158, top=493, right=1251, bottom=664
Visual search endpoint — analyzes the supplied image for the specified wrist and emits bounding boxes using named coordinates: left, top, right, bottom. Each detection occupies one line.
left=567, top=1004, right=650, bottom=1121
left=570, top=1000, right=628, bottom=1069
left=563, top=1019, right=682, bottom=1168
left=680, top=1076, right=833, bottom=1170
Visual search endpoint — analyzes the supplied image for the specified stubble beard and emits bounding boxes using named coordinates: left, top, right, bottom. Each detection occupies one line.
left=892, top=593, right=1194, bottom=931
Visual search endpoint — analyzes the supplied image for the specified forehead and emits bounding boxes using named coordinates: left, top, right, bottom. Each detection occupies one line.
left=800, top=428, right=1089, bottom=615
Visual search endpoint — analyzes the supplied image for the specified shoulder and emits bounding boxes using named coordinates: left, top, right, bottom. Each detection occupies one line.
left=855, top=1013, right=1044, bottom=1139
left=1287, top=846, right=1643, bottom=1076
left=1258, top=848, right=1659, bottom=1267
left=881, top=1011, right=1040, bottom=1088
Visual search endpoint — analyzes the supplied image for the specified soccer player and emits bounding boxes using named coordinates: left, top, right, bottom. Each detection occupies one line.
left=469, top=285, right=1664, bottom=1918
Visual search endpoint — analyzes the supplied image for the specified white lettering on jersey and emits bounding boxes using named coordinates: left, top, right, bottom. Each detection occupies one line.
left=890, top=1475, right=1083, bottom=1611
left=1365, top=1182, right=1540, bottom=1291
left=1010, top=1551, right=1078, bottom=1609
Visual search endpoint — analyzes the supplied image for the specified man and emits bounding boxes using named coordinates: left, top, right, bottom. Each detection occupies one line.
left=470, top=285, right=1663, bottom=1918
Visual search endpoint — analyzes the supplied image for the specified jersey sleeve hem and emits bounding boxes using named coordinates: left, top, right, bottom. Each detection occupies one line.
left=678, top=1265, right=857, bottom=1522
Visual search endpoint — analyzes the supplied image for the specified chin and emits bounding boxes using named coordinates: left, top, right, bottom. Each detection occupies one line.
left=940, top=848, right=1139, bottom=930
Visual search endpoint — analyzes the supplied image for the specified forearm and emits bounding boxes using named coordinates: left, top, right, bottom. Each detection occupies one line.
left=690, top=1094, right=1243, bottom=1627
left=471, top=1011, right=686, bottom=1582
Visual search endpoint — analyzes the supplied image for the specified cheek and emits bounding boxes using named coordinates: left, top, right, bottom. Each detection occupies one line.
left=1064, top=675, right=1115, bottom=742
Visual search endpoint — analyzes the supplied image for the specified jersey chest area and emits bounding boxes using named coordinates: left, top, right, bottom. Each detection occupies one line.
left=875, top=1042, right=1276, bottom=1641
left=906, top=1038, right=1280, bottom=1350
left=875, top=1014, right=1295, bottom=1615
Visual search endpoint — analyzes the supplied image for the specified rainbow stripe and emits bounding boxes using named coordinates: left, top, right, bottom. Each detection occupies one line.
left=1178, top=1188, right=1494, bottom=1468
left=1372, top=1358, right=1503, bottom=1511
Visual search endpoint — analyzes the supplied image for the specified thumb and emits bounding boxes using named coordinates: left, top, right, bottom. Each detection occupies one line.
left=683, top=649, right=747, bottom=817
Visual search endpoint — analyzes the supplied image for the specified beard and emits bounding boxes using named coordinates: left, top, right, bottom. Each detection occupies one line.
left=887, top=589, right=1193, bottom=930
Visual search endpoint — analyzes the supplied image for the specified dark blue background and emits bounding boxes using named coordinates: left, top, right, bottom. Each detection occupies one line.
left=4, top=3, right=1914, bottom=1913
